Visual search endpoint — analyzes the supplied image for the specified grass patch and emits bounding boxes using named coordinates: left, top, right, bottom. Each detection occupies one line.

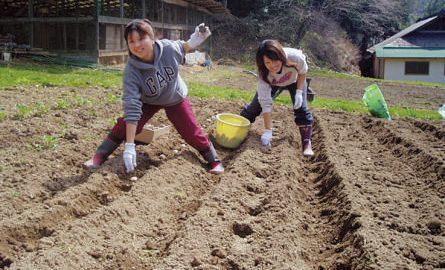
left=309, top=67, right=445, bottom=88
left=187, top=81, right=253, bottom=101
left=0, top=63, right=122, bottom=89
left=2, top=63, right=442, bottom=121
left=13, top=102, right=53, bottom=119
left=389, top=107, right=441, bottom=120
left=187, top=82, right=441, bottom=120
left=312, top=98, right=368, bottom=113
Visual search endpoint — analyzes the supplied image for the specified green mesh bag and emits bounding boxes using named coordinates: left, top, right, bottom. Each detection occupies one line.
left=363, top=84, right=392, bottom=120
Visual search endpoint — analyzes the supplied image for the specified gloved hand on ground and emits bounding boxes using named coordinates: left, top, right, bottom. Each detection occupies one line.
left=261, top=129, right=273, bottom=147
left=294, top=89, right=303, bottom=110
left=123, top=142, right=137, bottom=173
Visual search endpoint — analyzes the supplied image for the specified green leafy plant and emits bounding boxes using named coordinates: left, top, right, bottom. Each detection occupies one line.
left=0, top=110, right=6, bottom=122
left=11, top=190, right=21, bottom=197
left=32, top=135, right=59, bottom=150
left=59, top=122, right=69, bottom=130
left=109, top=118, right=118, bottom=126
left=74, top=95, right=92, bottom=107
left=107, top=93, right=120, bottom=104
left=88, top=109, right=97, bottom=117
left=15, top=104, right=33, bottom=119
left=55, top=99, right=70, bottom=110
left=34, top=101, right=50, bottom=117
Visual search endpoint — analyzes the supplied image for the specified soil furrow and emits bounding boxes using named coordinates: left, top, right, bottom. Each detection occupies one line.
left=0, top=161, right=133, bottom=266
left=296, top=117, right=374, bottom=270
left=6, top=153, right=220, bottom=269
left=152, top=128, right=315, bottom=269
left=317, top=110, right=444, bottom=269
left=413, top=120, right=445, bottom=142
left=147, top=112, right=367, bottom=269
left=0, top=143, right=195, bottom=268
left=362, top=117, right=445, bottom=196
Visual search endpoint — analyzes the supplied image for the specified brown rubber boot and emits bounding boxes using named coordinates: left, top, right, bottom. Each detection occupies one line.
left=299, top=125, right=314, bottom=157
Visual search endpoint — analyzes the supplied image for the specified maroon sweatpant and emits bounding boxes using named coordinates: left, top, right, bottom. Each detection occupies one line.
left=109, top=97, right=210, bottom=152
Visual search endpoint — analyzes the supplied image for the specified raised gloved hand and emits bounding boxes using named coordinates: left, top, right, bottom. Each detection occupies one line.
left=261, top=129, right=273, bottom=147
left=123, top=142, right=137, bottom=173
left=294, top=89, right=304, bottom=110
left=187, top=23, right=211, bottom=49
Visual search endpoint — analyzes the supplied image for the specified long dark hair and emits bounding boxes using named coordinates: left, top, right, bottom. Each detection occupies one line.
left=256, top=39, right=300, bottom=84
left=124, top=19, right=155, bottom=57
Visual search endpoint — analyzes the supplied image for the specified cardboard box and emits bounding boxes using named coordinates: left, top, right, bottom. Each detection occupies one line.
left=185, top=51, right=206, bottom=65
left=135, top=124, right=170, bottom=144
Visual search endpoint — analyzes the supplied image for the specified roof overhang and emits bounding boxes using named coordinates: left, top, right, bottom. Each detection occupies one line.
left=376, top=47, right=445, bottom=58
left=368, top=15, right=438, bottom=53
left=181, top=0, right=230, bottom=14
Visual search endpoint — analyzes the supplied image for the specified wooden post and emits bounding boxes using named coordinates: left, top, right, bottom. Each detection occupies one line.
left=120, top=0, right=124, bottom=18
left=63, top=23, right=67, bottom=51
left=62, top=0, right=66, bottom=51
left=76, top=23, right=79, bottom=51
left=142, top=0, right=146, bottom=18
left=75, top=0, right=79, bottom=51
left=95, top=0, right=101, bottom=60
left=173, top=4, right=177, bottom=24
left=28, top=0, right=34, bottom=47
left=185, top=5, right=188, bottom=27
left=120, top=0, right=124, bottom=50
left=161, top=0, right=164, bottom=38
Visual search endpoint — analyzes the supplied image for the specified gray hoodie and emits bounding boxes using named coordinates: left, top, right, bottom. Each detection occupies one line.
left=123, top=39, right=188, bottom=123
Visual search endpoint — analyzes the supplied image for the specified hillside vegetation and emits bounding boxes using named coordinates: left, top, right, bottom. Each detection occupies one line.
left=212, top=0, right=444, bottom=74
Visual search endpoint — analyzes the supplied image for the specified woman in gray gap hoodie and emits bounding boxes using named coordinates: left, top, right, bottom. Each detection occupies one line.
left=84, top=19, right=224, bottom=174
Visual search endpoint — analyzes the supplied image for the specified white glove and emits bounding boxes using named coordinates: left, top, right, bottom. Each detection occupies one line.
left=187, top=23, right=211, bottom=49
left=123, top=143, right=137, bottom=173
left=261, top=129, right=273, bottom=147
left=294, top=89, right=304, bottom=110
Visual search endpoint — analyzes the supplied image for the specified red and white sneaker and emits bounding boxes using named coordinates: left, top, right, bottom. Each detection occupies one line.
left=83, top=154, right=105, bottom=169
left=209, top=161, right=224, bottom=174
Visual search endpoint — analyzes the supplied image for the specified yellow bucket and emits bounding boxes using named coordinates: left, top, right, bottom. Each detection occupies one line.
left=214, top=113, right=250, bottom=149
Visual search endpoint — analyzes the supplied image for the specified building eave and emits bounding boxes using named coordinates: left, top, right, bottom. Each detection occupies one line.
left=375, top=47, right=445, bottom=58
left=367, top=16, right=438, bottom=53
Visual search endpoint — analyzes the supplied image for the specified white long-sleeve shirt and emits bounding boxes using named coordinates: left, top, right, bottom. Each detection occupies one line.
left=258, top=47, right=308, bottom=113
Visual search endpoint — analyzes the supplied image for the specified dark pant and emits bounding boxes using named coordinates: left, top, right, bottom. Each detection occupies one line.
left=109, top=97, right=211, bottom=153
left=241, top=82, right=314, bottom=126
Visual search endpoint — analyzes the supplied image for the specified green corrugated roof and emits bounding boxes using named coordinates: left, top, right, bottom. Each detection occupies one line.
left=376, top=47, right=445, bottom=58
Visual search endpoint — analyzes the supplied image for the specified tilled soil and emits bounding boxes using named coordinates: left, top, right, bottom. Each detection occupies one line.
left=0, top=85, right=444, bottom=270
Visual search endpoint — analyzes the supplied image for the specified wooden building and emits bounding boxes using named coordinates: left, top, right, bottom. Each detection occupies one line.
left=367, top=9, right=445, bottom=84
left=0, top=0, right=229, bottom=65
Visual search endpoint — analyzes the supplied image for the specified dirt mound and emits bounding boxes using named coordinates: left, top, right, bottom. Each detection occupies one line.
left=0, top=86, right=444, bottom=269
